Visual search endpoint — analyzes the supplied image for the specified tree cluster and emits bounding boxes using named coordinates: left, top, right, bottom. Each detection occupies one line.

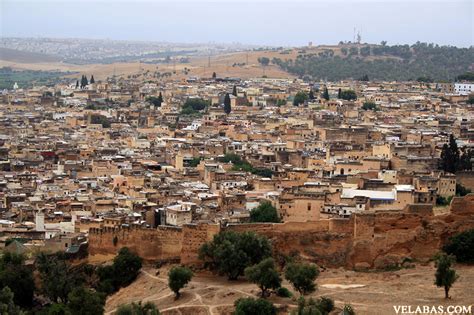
left=273, top=43, right=473, bottom=81
left=293, top=91, right=308, bottom=106
left=443, top=229, right=474, bottom=263
left=439, top=135, right=473, bottom=173
left=96, top=247, right=143, bottom=295
left=181, top=97, right=209, bottom=116
left=220, top=153, right=273, bottom=178
left=339, top=90, right=357, bottom=101
left=250, top=201, right=280, bottom=223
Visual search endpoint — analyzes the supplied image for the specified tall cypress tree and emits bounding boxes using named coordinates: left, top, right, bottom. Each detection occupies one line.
left=224, top=93, right=231, bottom=114
left=232, top=85, right=237, bottom=97
left=90, top=75, right=95, bottom=84
left=157, top=92, right=163, bottom=104
left=338, top=88, right=342, bottom=99
left=440, top=134, right=460, bottom=173
left=308, top=90, right=315, bottom=100
left=322, top=87, right=330, bottom=101
left=75, top=80, right=79, bottom=89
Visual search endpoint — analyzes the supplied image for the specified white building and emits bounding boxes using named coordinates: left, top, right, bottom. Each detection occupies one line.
left=454, top=83, right=474, bottom=95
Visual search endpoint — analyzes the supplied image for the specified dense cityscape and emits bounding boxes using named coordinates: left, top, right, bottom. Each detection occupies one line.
left=0, top=0, right=473, bottom=314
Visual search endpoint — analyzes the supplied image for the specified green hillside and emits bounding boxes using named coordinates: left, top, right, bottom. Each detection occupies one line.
left=271, top=42, right=473, bottom=82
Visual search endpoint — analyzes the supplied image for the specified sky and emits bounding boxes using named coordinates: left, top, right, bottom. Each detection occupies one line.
left=1, top=0, right=473, bottom=47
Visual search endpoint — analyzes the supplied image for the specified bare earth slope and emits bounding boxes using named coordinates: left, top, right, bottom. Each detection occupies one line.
left=104, top=264, right=474, bottom=315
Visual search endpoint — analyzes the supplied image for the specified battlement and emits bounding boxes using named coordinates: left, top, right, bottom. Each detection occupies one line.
left=88, top=195, right=474, bottom=268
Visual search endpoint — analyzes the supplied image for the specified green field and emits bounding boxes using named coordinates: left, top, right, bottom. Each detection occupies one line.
left=0, top=67, right=75, bottom=90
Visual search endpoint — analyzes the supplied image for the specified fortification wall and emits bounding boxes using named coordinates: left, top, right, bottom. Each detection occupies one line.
left=88, top=195, right=474, bottom=269
left=88, top=225, right=183, bottom=261
left=181, top=223, right=220, bottom=265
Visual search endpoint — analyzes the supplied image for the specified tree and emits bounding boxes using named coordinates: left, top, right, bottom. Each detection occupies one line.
left=293, top=91, right=308, bottom=106
left=440, top=135, right=460, bottom=174
left=117, top=301, right=160, bottom=315
left=362, top=101, right=377, bottom=111
left=147, top=96, right=162, bottom=108
left=199, top=231, right=272, bottom=280
left=359, top=74, right=369, bottom=81
left=234, top=297, right=276, bottom=315
left=232, top=85, right=237, bottom=97
left=244, top=258, right=281, bottom=297
left=168, top=266, right=193, bottom=299
left=285, top=262, right=319, bottom=296
left=308, top=90, right=315, bottom=100
left=337, top=88, right=342, bottom=99
left=0, top=287, right=24, bottom=315
left=112, top=247, right=143, bottom=287
left=469, top=95, right=474, bottom=105
left=36, top=252, right=84, bottom=304
left=224, top=93, right=232, bottom=114
left=456, top=183, right=472, bottom=196
left=434, top=253, right=459, bottom=299
left=258, top=57, right=270, bottom=67
left=250, top=201, right=280, bottom=223
left=443, top=229, right=474, bottom=263
left=67, top=287, right=105, bottom=315
left=212, top=72, right=217, bottom=79
left=322, top=87, right=329, bottom=101
left=158, top=91, right=163, bottom=104
left=0, top=252, right=34, bottom=308
left=90, top=75, right=95, bottom=84
left=340, top=90, right=357, bottom=101
left=75, top=80, right=79, bottom=89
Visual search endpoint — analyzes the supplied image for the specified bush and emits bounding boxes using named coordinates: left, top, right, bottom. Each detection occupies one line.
left=116, top=301, right=160, bottom=315
left=276, top=287, right=292, bottom=298
left=199, top=231, right=272, bottom=280
left=293, top=296, right=335, bottom=315
left=234, top=297, right=276, bottom=315
left=443, top=229, right=474, bottom=263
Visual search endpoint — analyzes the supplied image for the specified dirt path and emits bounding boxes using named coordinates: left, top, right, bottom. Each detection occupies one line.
left=105, top=264, right=474, bottom=315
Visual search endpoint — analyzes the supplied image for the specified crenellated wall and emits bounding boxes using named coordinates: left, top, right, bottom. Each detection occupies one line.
left=88, top=195, right=474, bottom=269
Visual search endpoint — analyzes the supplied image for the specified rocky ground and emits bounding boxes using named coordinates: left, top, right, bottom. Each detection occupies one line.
left=104, top=263, right=474, bottom=315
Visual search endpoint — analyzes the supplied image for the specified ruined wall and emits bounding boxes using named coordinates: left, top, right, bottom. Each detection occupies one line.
left=88, top=195, right=474, bottom=269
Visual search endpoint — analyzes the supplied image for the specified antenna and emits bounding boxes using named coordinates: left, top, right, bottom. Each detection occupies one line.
left=353, top=27, right=356, bottom=43
left=208, top=55, right=211, bottom=68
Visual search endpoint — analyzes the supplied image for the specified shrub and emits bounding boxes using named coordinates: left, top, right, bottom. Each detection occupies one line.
left=234, top=297, right=276, bottom=315
left=276, top=287, right=292, bottom=298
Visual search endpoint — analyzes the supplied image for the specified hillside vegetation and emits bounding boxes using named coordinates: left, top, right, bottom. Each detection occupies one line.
left=271, top=42, right=474, bottom=81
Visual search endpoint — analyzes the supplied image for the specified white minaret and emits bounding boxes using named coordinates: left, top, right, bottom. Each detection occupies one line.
left=35, top=209, right=45, bottom=232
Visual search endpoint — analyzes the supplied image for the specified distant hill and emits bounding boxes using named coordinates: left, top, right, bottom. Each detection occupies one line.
left=270, top=43, right=474, bottom=82
left=0, top=47, right=61, bottom=63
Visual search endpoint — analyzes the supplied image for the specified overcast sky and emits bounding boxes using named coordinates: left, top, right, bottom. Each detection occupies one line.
left=1, top=0, right=472, bottom=47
